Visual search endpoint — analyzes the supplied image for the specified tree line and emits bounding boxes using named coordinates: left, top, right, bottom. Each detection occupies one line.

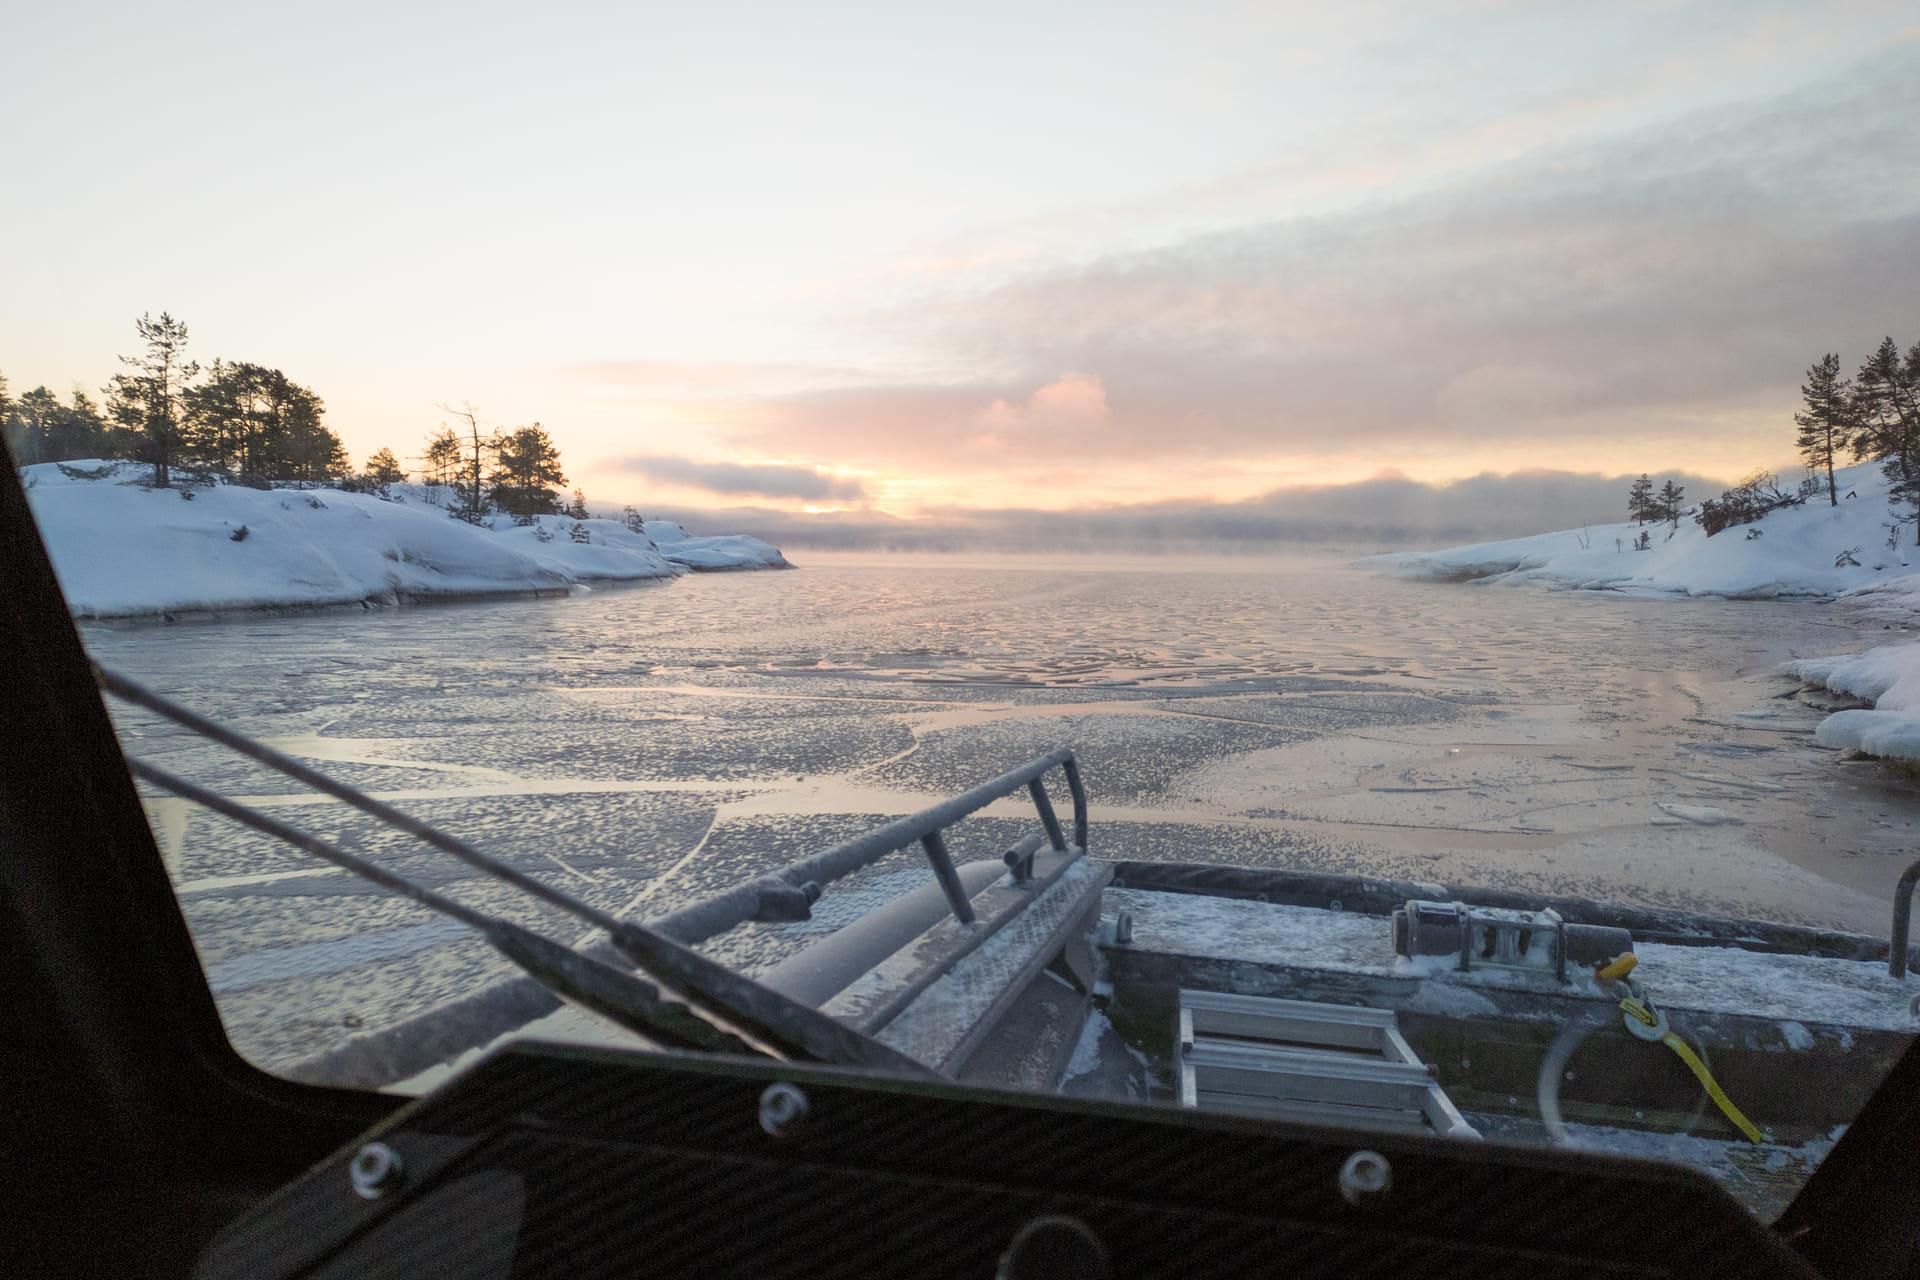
left=1624, top=333, right=1920, bottom=541
left=416, top=403, right=580, bottom=525
left=3, top=311, right=605, bottom=526
left=1794, top=337, right=1920, bottom=530
left=1, top=312, right=345, bottom=488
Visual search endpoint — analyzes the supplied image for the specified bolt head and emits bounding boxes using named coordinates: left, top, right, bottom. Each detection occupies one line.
left=1338, top=1150, right=1391, bottom=1206
left=349, top=1142, right=404, bottom=1200
left=759, top=1082, right=810, bottom=1137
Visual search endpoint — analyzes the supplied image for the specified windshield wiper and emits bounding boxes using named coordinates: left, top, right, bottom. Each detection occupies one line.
left=97, top=665, right=934, bottom=1079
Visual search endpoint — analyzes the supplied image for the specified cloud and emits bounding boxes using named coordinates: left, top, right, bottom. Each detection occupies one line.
left=615, top=454, right=867, bottom=502
left=719, top=46, right=1920, bottom=478
left=975, top=373, right=1109, bottom=446
left=564, top=360, right=871, bottom=395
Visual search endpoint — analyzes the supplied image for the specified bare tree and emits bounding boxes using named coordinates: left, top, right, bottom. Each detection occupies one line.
left=438, top=402, right=498, bottom=524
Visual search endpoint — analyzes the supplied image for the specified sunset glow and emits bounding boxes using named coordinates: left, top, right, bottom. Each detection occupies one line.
left=3, top=1, right=1916, bottom=535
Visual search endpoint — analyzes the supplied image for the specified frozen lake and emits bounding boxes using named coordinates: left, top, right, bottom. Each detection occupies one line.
left=83, top=551, right=1920, bottom=1072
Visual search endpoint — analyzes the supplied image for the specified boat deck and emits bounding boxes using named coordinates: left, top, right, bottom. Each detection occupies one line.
left=1105, top=887, right=1919, bottom=1035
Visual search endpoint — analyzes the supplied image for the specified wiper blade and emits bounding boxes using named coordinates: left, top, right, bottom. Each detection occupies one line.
left=130, top=757, right=773, bottom=1058
left=99, top=666, right=935, bottom=1078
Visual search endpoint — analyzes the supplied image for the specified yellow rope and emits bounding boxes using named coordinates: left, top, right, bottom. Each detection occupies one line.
left=1659, top=1029, right=1765, bottom=1144
left=1617, top=996, right=1764, bottom=1143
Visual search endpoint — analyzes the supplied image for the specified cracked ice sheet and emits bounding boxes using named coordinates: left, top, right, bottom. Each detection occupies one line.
left=1172, top=696, right=1897, bottom=934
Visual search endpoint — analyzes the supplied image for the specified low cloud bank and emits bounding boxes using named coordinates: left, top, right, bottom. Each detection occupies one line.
left=616, top=454, right=867, bottom=502
left=632, top=467, right=1729, bottom=555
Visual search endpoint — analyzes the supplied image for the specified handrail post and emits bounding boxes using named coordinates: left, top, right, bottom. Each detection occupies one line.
left=1062, top=756, right=1089, bottom=852
left=921, top=830, right=977, bottom=925
left=1891, top=858, right=1920, bottom=977
left=1028, top=779, right=1068, bottom=851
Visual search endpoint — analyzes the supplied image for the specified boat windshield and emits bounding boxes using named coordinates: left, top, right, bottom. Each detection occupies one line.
left=7, top=4, right=1919, bottom=1226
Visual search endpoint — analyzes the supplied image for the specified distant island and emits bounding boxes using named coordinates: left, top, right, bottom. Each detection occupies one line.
left=23, top=458, right=788, bottom=622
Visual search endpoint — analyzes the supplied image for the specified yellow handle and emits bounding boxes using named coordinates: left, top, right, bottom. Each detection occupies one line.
left=1595, top=953, right=1638, bottom=982
left=1660, top=1032, right=1765, bottom=1144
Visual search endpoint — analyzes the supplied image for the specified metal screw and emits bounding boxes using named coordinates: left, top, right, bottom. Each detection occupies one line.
left=1338, top=1150, right=1391, bottom=1206
left=349, top=1141, right=404, bottom=1200
left=759, top=1082, right=810, bottom=1137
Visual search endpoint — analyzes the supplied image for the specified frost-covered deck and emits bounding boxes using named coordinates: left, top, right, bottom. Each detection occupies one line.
left=1103, top=886, right=1918, bottom=1034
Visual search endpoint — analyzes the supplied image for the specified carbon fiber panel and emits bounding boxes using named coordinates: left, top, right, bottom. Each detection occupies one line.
left=198, top=1043, right=1816, bottom=1279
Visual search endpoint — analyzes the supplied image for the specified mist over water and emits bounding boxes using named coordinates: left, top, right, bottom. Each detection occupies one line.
left=82, top=551, right=1919, bottom=1070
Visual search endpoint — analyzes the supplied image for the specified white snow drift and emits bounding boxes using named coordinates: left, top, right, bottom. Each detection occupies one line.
left=22, top=460, right=787, bottom=619
left=1787, top=642, right=1920, bottom=763
left=1368, top=461, right=1920, bottom=607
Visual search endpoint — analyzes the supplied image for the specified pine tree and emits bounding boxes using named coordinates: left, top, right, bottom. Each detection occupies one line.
left=1627, top=473, right=1655, bottom=524
left=1853, top=338, right=1920, bottom=543
left=364, top=448, right=407, bottom=487
left=1657, top=479, right=1685, bottom=528
left=0, top=372, right=15, bottom=465
left=422, top=427, right=461, bottom=489
left=11, top=387, right=60, bottom=464
left=104, top=311, right=199, bottom=487
left=623, top=505, right=645, bottom=535
left=566, top=488, right=589, bottom=519
left=248, top=370, right=338, bottom=482
left=185, top=359, right=271, bottom=476
left=490, top=423, right=567, bottom=521
left=1795, top=353, right=1849, bottom=507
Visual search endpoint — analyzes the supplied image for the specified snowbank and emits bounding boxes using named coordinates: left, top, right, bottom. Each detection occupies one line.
left=1367, top=461, right=1920, bottom=606
left=23, top=460, right=787, bottom=619
left=381, top=489, right=789, bottom=575
left=1786, top=641, right=1920, bottom=762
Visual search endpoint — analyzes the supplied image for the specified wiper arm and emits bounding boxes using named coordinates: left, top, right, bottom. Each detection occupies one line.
left=99, top=665, right=934, bottom=1079
left=130, top=757, right=773, bottom=1059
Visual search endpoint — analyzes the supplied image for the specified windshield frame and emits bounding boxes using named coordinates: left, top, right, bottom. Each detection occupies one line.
left=2, top=447, right=1912, bottom=1274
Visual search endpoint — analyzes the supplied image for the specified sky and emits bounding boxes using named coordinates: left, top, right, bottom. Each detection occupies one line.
left=3, top=1, right=1917, bottom=544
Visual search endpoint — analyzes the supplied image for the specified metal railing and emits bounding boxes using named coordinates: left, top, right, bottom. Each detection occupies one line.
left=96, top=665, right=940, bottom=1075
left=650, top=747, right=1088, bottom=946
left=1890, top=857, right=1920, bottom=978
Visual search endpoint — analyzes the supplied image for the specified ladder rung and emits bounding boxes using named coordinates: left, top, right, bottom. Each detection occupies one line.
left=1190, top=1090, right=1434, bottom=1133
left=1175, top=989, right=1480, bottom=1140
left=1185, top=1039, right=1434, bottom=1084
left=1183, top=1059, right=1433, bottom=1112
left=1180, top=989, right=1398, bottom=1054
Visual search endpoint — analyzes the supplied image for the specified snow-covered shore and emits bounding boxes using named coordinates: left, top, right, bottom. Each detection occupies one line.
left=22, top=460, right=788, bottom=619
left=1369, top=459, right=1920, bottom=762
left=1366, top=461, right=1920, bottom=609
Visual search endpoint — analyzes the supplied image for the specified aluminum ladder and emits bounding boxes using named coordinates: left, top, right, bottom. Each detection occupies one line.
left=1176, top=990, right=1479, bottom=1139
